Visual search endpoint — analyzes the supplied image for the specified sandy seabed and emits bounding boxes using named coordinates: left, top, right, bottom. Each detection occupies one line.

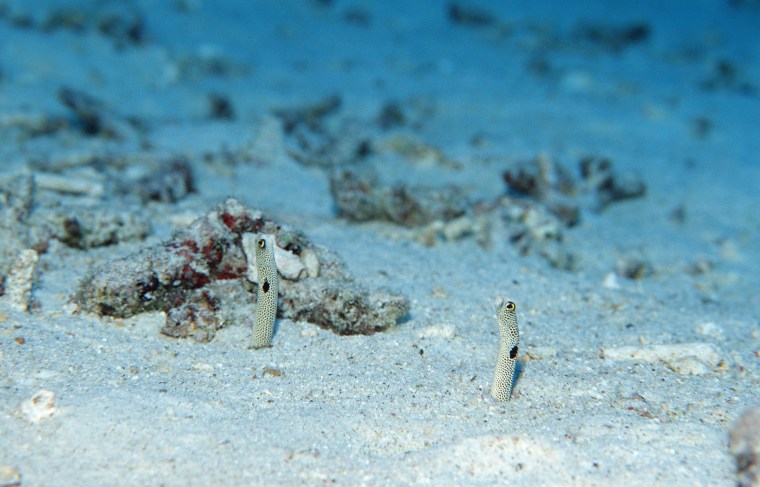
left=1, top=1, right=759, bottom=485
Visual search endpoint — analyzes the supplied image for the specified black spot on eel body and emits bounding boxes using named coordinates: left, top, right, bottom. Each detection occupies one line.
left=262, top=280, right=269, bottom=293
left=510, top=346, right=518, bottom=359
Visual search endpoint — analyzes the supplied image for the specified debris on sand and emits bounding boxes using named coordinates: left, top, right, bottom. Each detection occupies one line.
left=329, top=168, right=469, bottom=227
left=20, top=389, right=56, bottom=423
left=2, top=249, right=39, bottom=312
left=0, top=154, right=201, bottom=293
left=503, top=153, right=646, bottom=219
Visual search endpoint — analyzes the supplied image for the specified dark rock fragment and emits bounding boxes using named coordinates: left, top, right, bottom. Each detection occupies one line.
left=503, top=155, right=580, bottom=226
left=131, top=158, right=196, bottom=203
left=571, top=21, right=650, bottom=53
left=57, top=86, right=137, bottom=139
left=579, top=156, right=646, bottom=211
left=44, top=208, right=151, bottom=249
left=162, top=290, right=220, bottom=342
left=274, top=94, right=342, bottom=134
left=447, top=3, right=496, bottom=27
left=503, top=154, right=646, bottom=219
left=615, top=255, right=654, bottom=280
left=330, top=168, right=469, bottom=227
left=208, top=93, right=235, bottom=120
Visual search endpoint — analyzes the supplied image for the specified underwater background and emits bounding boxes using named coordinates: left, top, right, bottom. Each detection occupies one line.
left=1, top=1, right=759, bottom=485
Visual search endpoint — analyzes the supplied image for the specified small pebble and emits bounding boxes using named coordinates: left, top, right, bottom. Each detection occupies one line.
left=602, top=272, right=620, bottom=289
left=0, top=465, right=21, bottom=487
left=20, top=389, right=56, bottom=423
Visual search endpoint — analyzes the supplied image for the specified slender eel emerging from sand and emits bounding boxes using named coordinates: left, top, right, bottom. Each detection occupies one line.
left=252, top=233, right=279, bottom=348
left=489, top=297, right=520, bottom=401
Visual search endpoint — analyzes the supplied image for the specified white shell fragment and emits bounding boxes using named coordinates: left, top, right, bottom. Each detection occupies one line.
left=300, top=247, right=320, bottom=278
left=0, top=465, right=22, bottom=487
left=273, top=245, right=306, bottom=280
left=242, top=232, right=309, bottom=281
left=20, top=389, right=56, bottom=423
left=416, top=324, right=456, bottom=339
left=602, top=272, right=620, bottom=289
left=34, top=172, right=104, bottom=197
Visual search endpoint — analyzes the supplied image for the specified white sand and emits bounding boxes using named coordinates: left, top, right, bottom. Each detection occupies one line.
left=1, top=1, right=759, bottom=485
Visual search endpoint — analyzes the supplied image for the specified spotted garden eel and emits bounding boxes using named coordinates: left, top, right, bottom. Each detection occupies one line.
left=489, top=297, right=520, bottom=402
left=251, top=233, right=279, bottom=348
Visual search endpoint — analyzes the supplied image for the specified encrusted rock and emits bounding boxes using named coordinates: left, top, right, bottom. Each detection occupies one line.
left=162, top=289, right=220, bottom=342
left=74, top=198, right=409, bottom=341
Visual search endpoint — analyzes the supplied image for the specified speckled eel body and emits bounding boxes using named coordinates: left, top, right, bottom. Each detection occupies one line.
left=251, top=233, right=279, bottom=348
left=489, top=297, right=520, bottom=402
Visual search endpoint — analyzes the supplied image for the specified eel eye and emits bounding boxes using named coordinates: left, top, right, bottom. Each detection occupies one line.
left=257, top=238, right=266, bottom=249
left=505, top=301, right=516, bottom=312
left=509, top=346, right=518, bottom=359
